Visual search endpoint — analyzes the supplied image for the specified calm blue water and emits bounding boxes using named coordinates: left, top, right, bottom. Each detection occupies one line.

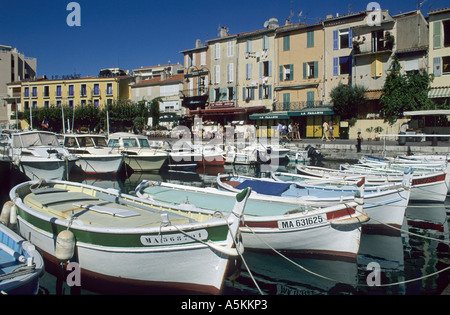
left=3, top=159, right=449, bottom=295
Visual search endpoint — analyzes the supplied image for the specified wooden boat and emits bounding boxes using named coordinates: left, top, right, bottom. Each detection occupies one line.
left=0, top=202, right=44, bottom=295
left=217, top=173, right=411, bottom=231
left=8, top=131, right=78, bottom=180
left=10, top=179, right=249, bottom=294
left=63, top=134, right=124, bottom=175
left=149, top=140, right=203, bottom=170
left=107, top=133, right=168, bottom=172
left=297, top=164, right=448, bottom=203
left=135, top=180, right=367, bottom=261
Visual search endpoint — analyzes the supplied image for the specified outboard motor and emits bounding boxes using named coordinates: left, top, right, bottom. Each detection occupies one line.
left=305, top=145, right=324, bottom=165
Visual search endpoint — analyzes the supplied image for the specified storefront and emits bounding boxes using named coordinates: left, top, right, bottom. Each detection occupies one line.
left=249, top=106, right=337, bottom=138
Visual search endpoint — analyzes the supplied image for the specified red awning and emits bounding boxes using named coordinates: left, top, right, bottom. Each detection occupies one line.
left=191, top=106, right=266, bottom=116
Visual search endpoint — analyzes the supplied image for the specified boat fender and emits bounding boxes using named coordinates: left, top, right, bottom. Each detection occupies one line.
left=9, top=203, right=18, bottom=226
left=0, top=201, right=13, bottom=226
left=55, top=230, right=76, bottom=263
left=207, top=241, right=244, bottom=258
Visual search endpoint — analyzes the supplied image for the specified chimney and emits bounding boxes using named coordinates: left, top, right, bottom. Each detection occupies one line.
left=219, top=26, right=229, bottom=38
left=195, top=39, right=203, bottom=48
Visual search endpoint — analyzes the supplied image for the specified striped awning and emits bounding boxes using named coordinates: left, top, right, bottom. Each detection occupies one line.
left=429, top=87, right=450, bottom=98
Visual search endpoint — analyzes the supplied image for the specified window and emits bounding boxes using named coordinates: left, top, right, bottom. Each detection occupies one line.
left=56, top=85, right=62, bottom=97
left=93, top=84, right=100, bottom=96
left=283, top=35, right=290, bottom=51
left=282, top=93, right=290, bottom=110
left=443, top=56, right=450, bottom=74
left=24, top=101, right=29, bottom=109
left=215, top=43, right=220, bottom=60
left=227, top=63, right=234, bottom=83
left=306, top=91, right=315, bottom=107
left=44, top=86, right=50, bottom=98
left=444, top=20, right=450, bottom=47
left=214, top=65, right=220, bottom=84
left=94, top=99, right=99, bottom=108
left=24, top=87, right=29, bottom=98
left=371, top=30, right=384, bottom=52
left=333, top=56, right=352, bottom=76
left=307, top=31, right=314, bottom=47
left=279, top=64, right=294, bottom=81
left=56, top=100, right=61, bottom=107
left=200, top=51, right=206, bottom=66
left=32, top=101, right=37, bottom=109
left=81, top=100, right=86, bottom=107
left=227, top=41, right=234, bottom=57
left=260, top=61, right=272, bottom=77
left=303, top=62, right=318, bottom=79
left=333, top=29, right=353, bottom=50
left=106, top=83, right=113, bottom=95
left=259, top=85, right=272, bottom=100
left=68, top=100, right=74, bottom=108
left=32, top=87, right=37, bottom=97
left=263, top=35, right=269, bottom=50
left=81, top=84, right=87, bottom=97
left=246, top=40, right=252, bottom=53
left=246, top=63, right=252, bottom=80
left=227, top=87, right=236, bottom=101
left=243, top=87, right=256, bottom=101
left=69, top=85, right=74, bottom=97
left=44, top=101, right=49, bottom=108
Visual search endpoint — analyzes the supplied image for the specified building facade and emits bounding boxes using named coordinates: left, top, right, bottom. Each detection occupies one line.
left=20, top=74, right=132, bottom=111
left=428, top=7, right=450, bottom=104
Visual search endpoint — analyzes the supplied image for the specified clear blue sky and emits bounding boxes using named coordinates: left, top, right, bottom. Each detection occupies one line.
left=1, top=0, right=446, bottom=78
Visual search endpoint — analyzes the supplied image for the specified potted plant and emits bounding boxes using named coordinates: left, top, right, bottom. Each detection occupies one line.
left=366, top=126, right=374, bottom=141
left=374, top=126, right=384, bottom=141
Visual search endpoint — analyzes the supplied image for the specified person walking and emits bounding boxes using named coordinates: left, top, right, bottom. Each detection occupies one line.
left=329, top=121, right=336, bottom=141
left=294, top=122, right=301, bottom=141
left=321, top=121, right=329, bottom=141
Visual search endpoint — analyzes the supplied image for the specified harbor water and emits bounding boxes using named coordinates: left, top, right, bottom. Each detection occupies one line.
left=2, top=158, right=449, bottom=295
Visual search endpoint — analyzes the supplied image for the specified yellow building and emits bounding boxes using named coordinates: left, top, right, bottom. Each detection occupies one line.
left=20, top=74, right=132, bottom=111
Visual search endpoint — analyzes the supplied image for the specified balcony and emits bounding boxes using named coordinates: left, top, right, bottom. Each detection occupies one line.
left=273, top=100, right=324, bottom=111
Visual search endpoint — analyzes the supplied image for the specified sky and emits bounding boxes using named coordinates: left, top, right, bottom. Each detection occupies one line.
left=1, top=0, right=447, bottom=78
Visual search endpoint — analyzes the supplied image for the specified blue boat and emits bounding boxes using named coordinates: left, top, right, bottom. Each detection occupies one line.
left=0, top=204, right=44, bottom=295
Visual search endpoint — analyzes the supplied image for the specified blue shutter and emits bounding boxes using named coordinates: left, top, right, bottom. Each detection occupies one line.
left=333, top=57, right=339, bottom=76
left=268, top=85, right=272, bottom=100
left=259, top=62, right=263, bottom=77
left=250, top=87, right=255, bottom=100
left=259, top=85, right=263, bottom=100
left=348, top=28, right=353, bottom=48
left=303, top=62, right=307, bottom=79
left=233, top=87, right=236, bottom=100
left=268, top=61, right=273, bottom=77
left=333, top=30, right=339, bottom=50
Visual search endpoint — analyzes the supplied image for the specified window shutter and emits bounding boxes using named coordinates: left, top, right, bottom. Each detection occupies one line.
left=289, top=64, right=294, bottom=80
left=307, top=91, right=314, bottom=107
left=433, top=21, right=442, bottom=49
left=348, top=28, right=353, bottom=48
left=233, top=87, right=236, bottom=100
left=263, top=35, right=269, bottom=50
left=268, top=61, right=272, bottom=77
left=307, top=31, right=314, bottom=47
left=201, top=52, right=206, bottom=65
left=268, top=85, right=272, bottom=100
left=215, top=43, right=220, bottom=59
left=303, top=62, right=307, bottom=79
left=259, top=85, right=263, bottom=100
left=279, top=65, right=284, bottom=81
left=259, top=62, right=263, bottom=77
left=283, top=36, right=290, bottom=51
left=250, top=87, right=255, bottom=100
left=333, top=30, right=339, bottom=50
left=314, top=61, right=319, bottom=78
left=243, top=87, right=246, bottom=101
left=333, top=57, right=339, bottom=76
left=246, top=40, right=252, bottom=53
left=434, top=57, right=442, bottom=77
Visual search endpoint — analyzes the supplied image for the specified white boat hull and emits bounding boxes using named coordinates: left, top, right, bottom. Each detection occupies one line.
left=124, top=154, right=167, bottom=172
left=19, top=158, right=75, bottom=180
left=17, top=219, right=233, bottom=294
left=75, top=155, right=124, bottom=174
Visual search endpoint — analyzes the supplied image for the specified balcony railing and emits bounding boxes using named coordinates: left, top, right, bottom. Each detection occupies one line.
left=273, top=101, right=324, bottom=111
left=180, top=87, right=209, bottom=98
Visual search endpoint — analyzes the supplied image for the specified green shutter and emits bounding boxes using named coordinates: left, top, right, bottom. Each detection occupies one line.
left=314, top=61, right=319, bottom=78
left=279, top=65, right=284, bottom=81
left=289, top=64, right=294, bottom=81
left=283, top=36, right=290, bottom=51
left=307, top=31, right=314, bottom=47
left=303, top=62, right=307, bottom=79
left=433, top=21, right=442, bottom=49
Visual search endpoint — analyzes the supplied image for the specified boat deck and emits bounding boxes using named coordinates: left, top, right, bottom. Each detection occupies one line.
left=144, top=185, right=304, bottom=217
left=23, top=186, right=194, bottom=228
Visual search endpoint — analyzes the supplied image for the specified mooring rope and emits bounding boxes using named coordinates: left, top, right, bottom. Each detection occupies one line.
left=243, top=209, right=450, bottom=290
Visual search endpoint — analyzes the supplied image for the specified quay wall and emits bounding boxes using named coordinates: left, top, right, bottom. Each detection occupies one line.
left=287, top=141, right=450, bottom=161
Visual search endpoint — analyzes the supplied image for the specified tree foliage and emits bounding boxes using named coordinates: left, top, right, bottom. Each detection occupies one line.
left=380, top=56, right=435, bottom=125
left=329, top=83, right=368, bottom=120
